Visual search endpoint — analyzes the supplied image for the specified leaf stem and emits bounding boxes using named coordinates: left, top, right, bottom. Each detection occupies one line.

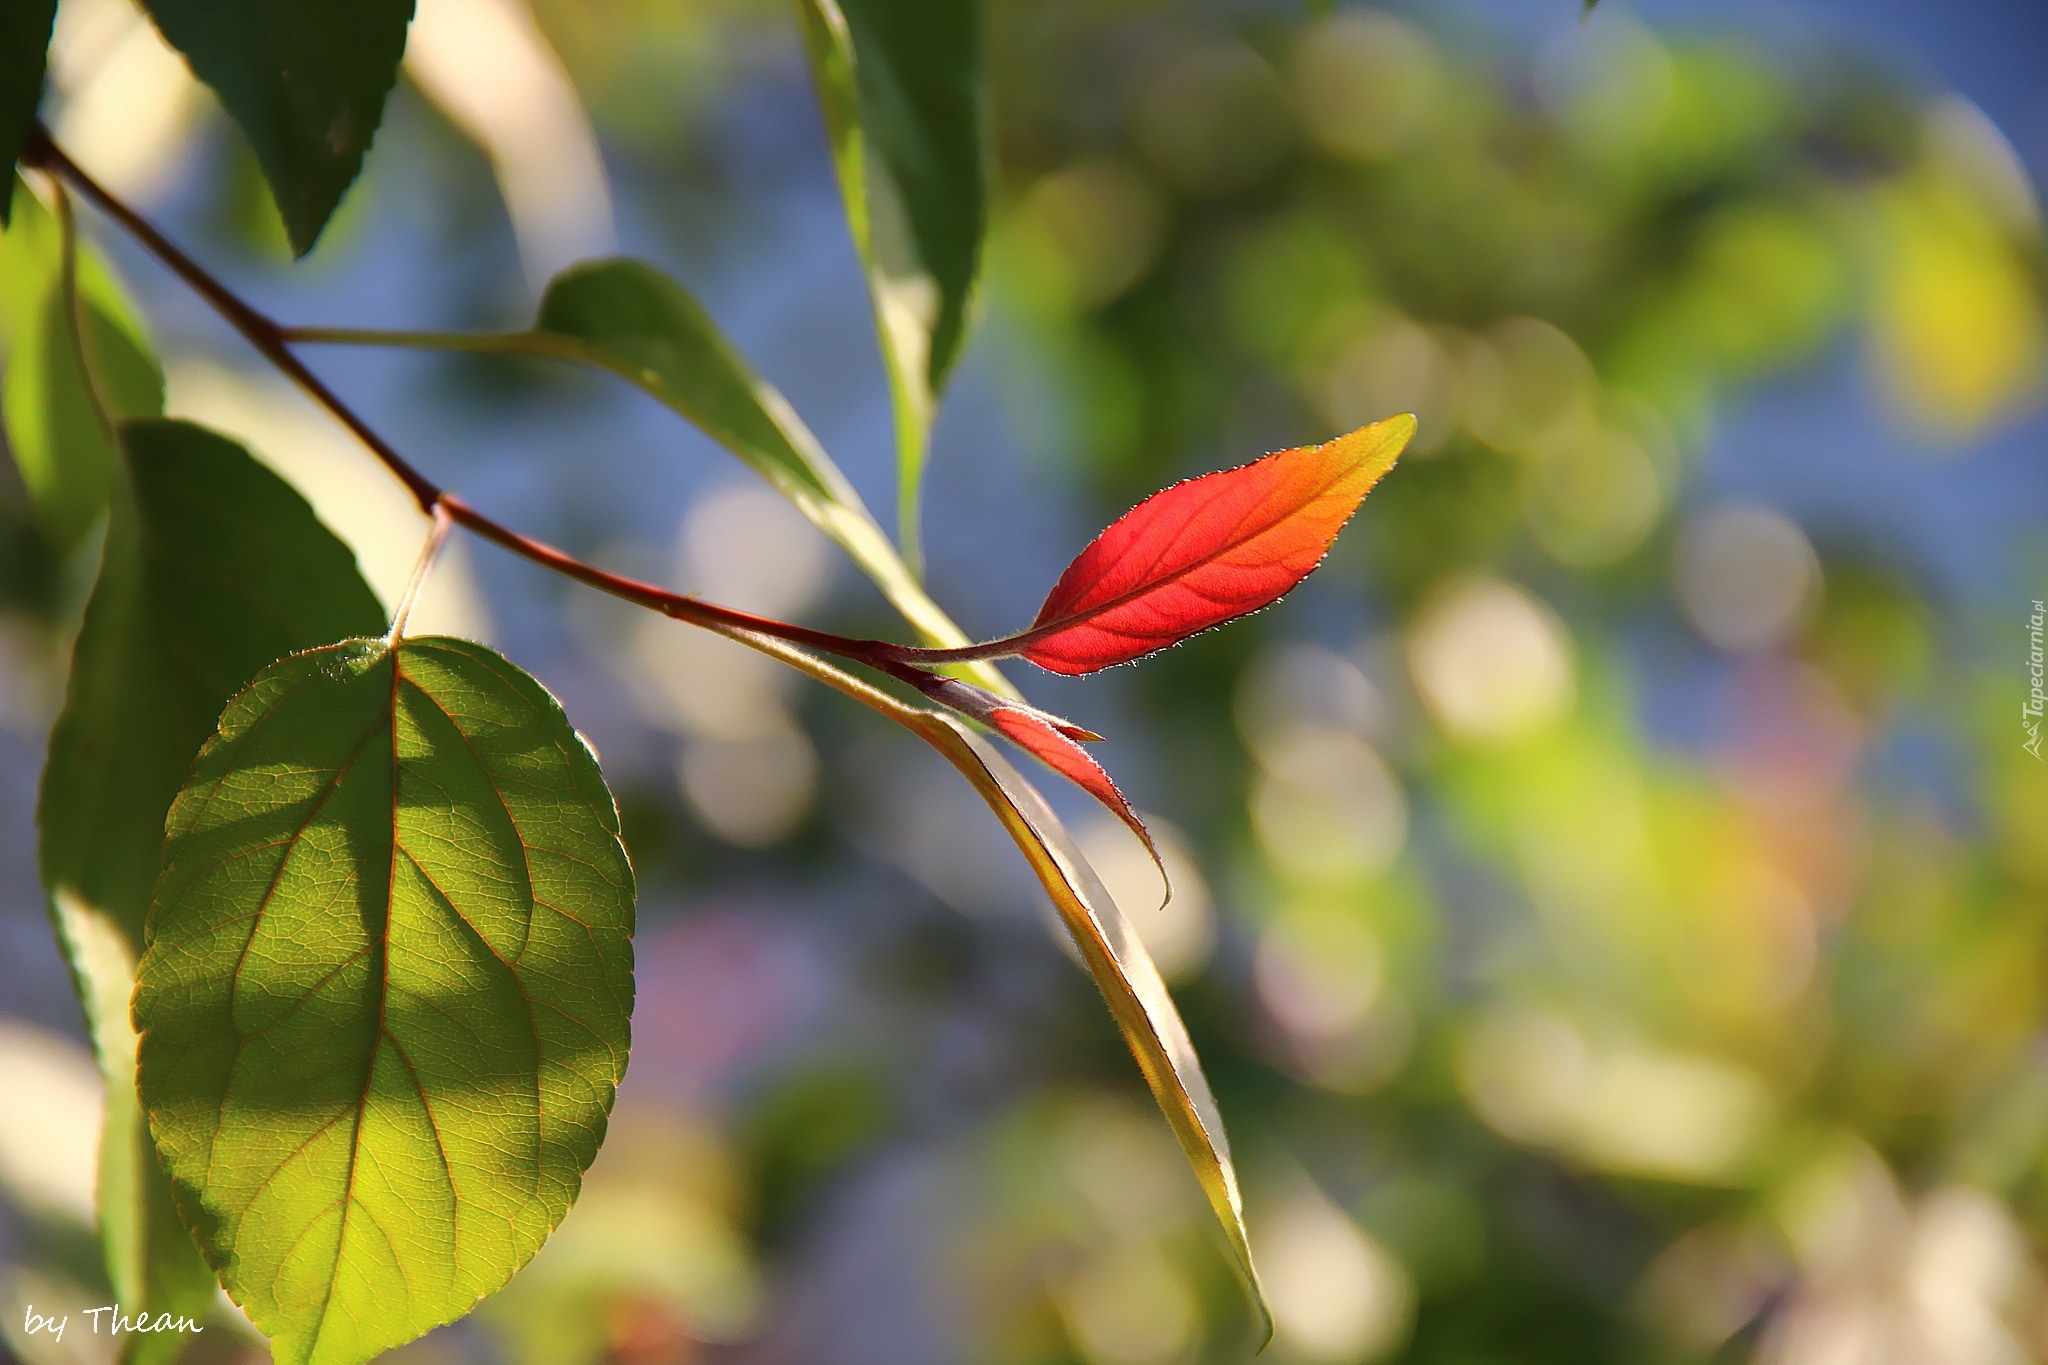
left=279, top=324, right=608, bottom=369
left=387, top=500, right=454, bottom=643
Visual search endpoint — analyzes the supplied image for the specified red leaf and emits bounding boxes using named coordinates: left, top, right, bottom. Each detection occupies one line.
left=982, top=707, right=1165, bottom=899
left=902, top=671, right=1166, bottom=902
left=1020, top=415, right=1413, bottom=674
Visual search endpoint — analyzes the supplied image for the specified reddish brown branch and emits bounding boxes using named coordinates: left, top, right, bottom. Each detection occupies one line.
left=440, top=496, right=891, bottom=659
left=20, top=125, right=912, bottom=672
left=22, top=126, right=443, bottom=515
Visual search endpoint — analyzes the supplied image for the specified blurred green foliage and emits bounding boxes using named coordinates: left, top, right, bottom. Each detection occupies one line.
left=3, top=3, right=2046, bottom=1364
left=960, top=4, right=2048, bottom=1363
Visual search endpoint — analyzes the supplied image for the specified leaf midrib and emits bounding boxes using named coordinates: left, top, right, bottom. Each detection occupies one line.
left=1029, top=453, right=1351, bottom=640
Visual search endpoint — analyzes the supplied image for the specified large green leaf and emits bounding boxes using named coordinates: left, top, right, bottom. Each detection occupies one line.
left=1, top=178, right=163, bottom=552
left=0, top=0, right=56, bottom=214
left=40, top=419, right=387, bottom=947
left=135, top=635, right=636, bottom=1365
left=138, top=0, right=415, bottom=255
left=797, top=0, right=987, bottom=563
left=39, top=418, right=388, bottom=1350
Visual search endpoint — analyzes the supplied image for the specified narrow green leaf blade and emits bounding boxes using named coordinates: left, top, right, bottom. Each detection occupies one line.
left=3, top=278, right=163, bottom=550
left=0, top=174, right=153, bottom=350
left=702, top=623, right=1268, bottom=1339
left=39, top=418, right=388, bottom=1336
left=531, top=258, right=1010, bottom=682
left=797, top=0, right=988, bottom=559
left=137, top=0, right=415, bottom=254
left=136, top=636, right=636, bottom=1365
left=1, top=178, right=164, bottom=551
left=536, top=258, right=849, bottom=511
left=920, top=719, right=1271, bottom=1342
left=0, top=0, right=57, bottom=211
left=51, top=892, right=218, bottom=1365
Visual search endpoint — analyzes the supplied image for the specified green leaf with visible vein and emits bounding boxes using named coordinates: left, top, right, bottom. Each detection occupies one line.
left=135, top=636, right=636, bottom=1365
left=40, top=418, right=386, bottom=1351
left=0, top=0, right=56, bottom=212
left=137, top=0, right=414, bottom=255
left=797, top=0, right=987, bottom=564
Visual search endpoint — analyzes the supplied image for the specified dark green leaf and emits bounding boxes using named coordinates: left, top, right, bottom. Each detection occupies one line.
left=136, top=636, right=636, bottom=1365
left=798, top=0, right=987, bottom=560
left=40, top=418, right=387, bottom=947
left=0, top=0, right=56, bottom=213
left=138, top=0, right=415, bottom=255
left=39, top=418, right=387, bottom=1341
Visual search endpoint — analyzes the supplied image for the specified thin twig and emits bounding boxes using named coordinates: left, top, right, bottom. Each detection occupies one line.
left=24, top=126, right=443, bottom=515
left=19, top=124, right=910, bottom=673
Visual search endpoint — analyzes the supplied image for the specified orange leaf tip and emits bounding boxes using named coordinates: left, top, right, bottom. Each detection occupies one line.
left=1018, top=414, right=1414, bottom=675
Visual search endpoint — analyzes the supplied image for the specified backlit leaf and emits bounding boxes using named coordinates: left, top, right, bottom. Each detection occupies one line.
left=699, top=624, right=1268, bottom=1339
left=41, top=419, right=387, bottom=947
left=516, top=258, right=1013, bottom=691
left=797, top=0, right=987, bottom=562
left=136, top=636, right=635, bottom=1365
left=1019, top=416, right=1413, bottom=674
left=51, top=893, right=219, bottom=1365
left=0, top=174, right=149, bottom=348
left=0, top=0, right=56, bottom=210
left=40, top=418, right=386, bottom=1345
left=139, top=0, right=415, bottom=255
left=0, top=178, right=163, bottom=551
left=536, top=258, right=854, bottom=514
left=906, top=671, right=1166, bottom=901
left=910, top=719, right=1266, bottom=1338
